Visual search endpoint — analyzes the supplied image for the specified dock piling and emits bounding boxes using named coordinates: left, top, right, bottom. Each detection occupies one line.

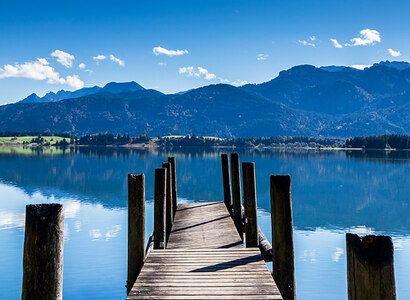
left=242, top=162, right=258, bottom=247
left=230, top=153, right=243, bottom=240
left=168, top=157, right=177, bottom=216
left=127, top=174, right=145, bottom=294
left=154, top=168, right=166, bottom=249
left=162, top=162, right=173, bottom=241
left=270, top=175, right=296, bottom=300
left=221, top=154, right=232, bottom=214
left=22, top=203, right=64, bottom=300
left=346, top=233, right=396, bottom=300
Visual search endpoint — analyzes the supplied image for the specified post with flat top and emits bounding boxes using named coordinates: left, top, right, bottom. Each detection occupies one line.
left=154, top=168, right=166, bottom=249
left=162, top=162, right=173, bottom=241
left=221, top=154, right=232, bottom=214
left=22, top=203, right=64, bottom=300
left=230, top=153, right=243, bottom=239
left=346, top=233, right=396, bottom=300
left=127, top=173, right=145, bottom=294
left=168, top=157, right=177, bottom=216
left=270, top=175, right=296, bottom=300
left=242, top=162, right=258, bottom=247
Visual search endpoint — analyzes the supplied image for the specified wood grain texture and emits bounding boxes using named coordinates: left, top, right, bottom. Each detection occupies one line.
left=127, top=202, right=282, bottom=299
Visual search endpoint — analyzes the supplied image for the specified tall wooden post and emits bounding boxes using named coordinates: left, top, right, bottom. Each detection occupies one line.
left=162, top=162, right=173, bottom=241
left=22, top=203, right=64, bottom=300
left=127, top=174, right=145, bottom=294
left=168, top=157, right=177, bottom=216
left=221, top=154, right=232, bottom=214
left=230, top=153, right=243, bottom=239
left=154, top=168, right=166, bottom=249
left=270, top=175, right=296, bottom=300
left=242, top=162, right=258, bottom=247
left=346, top=233, right=396, bottom=300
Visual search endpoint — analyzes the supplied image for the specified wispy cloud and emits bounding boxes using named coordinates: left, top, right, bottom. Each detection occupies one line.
left=309, top=36, right=317, bottom=41
left=78, top=63, right=86, bottom=69
left=179, top=66, right=216, bottom=80
left=158, top=62, right=166, bottom=66
left=330, top=39, right=343, bottom=49
left=332, top=248, right=344, bottom=262
left=153, top=46, right=188, bottom=56
left=0, top=58, right=84, bottom=89
left=257, top=54, right=268, bottom=61
left=298, top=39, right=315, bottom=47
left=349, top=64, right=371, bottom=70
left=348, top=29, right=381, bottom=46
left=388, top=48, right=401, bottom=57
left=110, top=54, right=125, bottom=66
left=51, top=49, right=75, bottom=68
left=93, top=54, right=106, bottom=61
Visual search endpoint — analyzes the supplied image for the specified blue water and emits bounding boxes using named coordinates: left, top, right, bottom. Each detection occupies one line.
left=0, top=147, right=409, bottom=299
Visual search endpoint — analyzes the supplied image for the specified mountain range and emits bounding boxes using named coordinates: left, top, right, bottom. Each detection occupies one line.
left=0, top=60, right=409, bottom=138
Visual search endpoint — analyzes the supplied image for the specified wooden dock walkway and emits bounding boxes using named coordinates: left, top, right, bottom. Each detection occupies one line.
left=127, top=202, right=282, bottom=299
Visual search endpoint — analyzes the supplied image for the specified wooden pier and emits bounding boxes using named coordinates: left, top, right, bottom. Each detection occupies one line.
left=127, top=202, right=282, bottom=299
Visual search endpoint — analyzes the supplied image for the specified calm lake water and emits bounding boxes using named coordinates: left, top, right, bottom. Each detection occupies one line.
left=0, top=146, right=409, bottom=299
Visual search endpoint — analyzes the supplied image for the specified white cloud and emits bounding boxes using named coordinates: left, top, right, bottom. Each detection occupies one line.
left=349, top=64, right=371, bottom=70
left=257, top=54, right=268, bottom=61
left=105, top=225, right=121, bottom=241
left=51, top=49, right=75, bottom=68
left=388, top=48, right=401, bottom=57
left=330, top=39, right=343, bottom=49
left=93, top=54, right=106, bottom=61
left=79, top=63, right=86, bottom=69
left=110, top=54, right=125, bottom=66
left=310, top=36, right=317, bottom=41
left=332, top=248, right=344, bottom=262
left=179, top=66, right=216, bottom=80
left=349, top=29, right=381, bottom=46
left=89, top=229, right=102, bottom=240
left=298, top=40, right=316, bottom=47
left=0, top=58, right=84, bottom=89
left=153, top=46, right=188, bottom=56
left=158, top=62, right=166, bottom=66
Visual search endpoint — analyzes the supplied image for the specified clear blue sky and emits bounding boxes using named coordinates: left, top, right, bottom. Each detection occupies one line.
left=0, top=0, right=409, bottom=104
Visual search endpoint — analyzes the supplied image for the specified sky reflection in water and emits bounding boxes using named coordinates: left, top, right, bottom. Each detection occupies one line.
left=0, top=147, right=409, bottom=299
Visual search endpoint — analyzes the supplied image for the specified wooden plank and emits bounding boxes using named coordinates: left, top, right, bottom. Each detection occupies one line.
left=127, top=202, right=282, bottom=300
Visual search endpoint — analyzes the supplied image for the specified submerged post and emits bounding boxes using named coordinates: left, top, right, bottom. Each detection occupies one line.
left=168, top=157, right=177, bottom=216
left=221, top=154, right=232, bottom=214
left=154, top=168, right=166, bottom=249
left=22, top=203, right=64, bottom=300
left=242, top=162, right=258, bottom=247
left=127, top=174, right=145, bottom=294
left=270, top=175, right=296, bottom=300
left=346, top=233, right=396, bottom=300
left=162, top=162, right=173, bottom=241
left=230, top=153, right=243, bottom=239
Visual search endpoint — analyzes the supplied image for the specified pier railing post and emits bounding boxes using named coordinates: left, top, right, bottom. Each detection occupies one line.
left=22, top=203, right=64, bottom=300
left=162, top=162, right=173, bottom=241
left=270, top=175, right=296, bottom=300
left=154, top=168, right=166, bottom=249
left=230, top=153, right=243, bottom=240
left=242, top=162, right=258, bottom=247
left=127, top=174, right=145, bottom=294
left=221, top=154, right=232, bottom=214
left=346, top=233, right=396, bottom=300
left=168, top=157, right=177, bottom=216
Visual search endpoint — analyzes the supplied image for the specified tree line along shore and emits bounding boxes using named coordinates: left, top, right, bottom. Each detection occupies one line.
left=0, top=132, right=409, bottom=150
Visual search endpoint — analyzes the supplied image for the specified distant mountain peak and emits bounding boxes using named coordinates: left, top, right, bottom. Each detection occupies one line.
left=102, top=81, right=145, bottom=94
left=19, top=93, right=42, bottom=103
left=373, top=60, right=410, bottom=71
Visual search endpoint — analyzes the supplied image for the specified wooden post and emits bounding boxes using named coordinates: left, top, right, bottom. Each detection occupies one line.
left=221, top=154, right=232, bottom=214
left=346, top=233, right=396, bottom=300
left=22, top=203, right=64, bottom=300
left=270, top=175, right=296, bottom=300
left=154, top=168, right=166, bottom=249
left=168, top=157, right=177, bottom=216
left=230, top=153, right=243, bottom=239
left=127, top=174, right=145, bottom=294
left=242, top=162, right=258, bottom=247
left=162, top=162, right=173, bottom=241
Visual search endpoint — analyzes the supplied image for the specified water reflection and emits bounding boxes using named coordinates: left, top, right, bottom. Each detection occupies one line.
left=0, top=146, right=409, bottom=299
